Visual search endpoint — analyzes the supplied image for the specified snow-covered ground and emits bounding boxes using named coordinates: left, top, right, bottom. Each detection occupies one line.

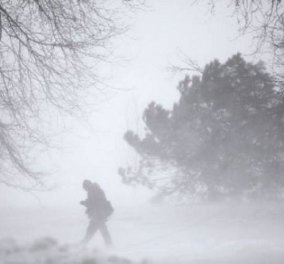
left=1, top=202, right=284, bottom=263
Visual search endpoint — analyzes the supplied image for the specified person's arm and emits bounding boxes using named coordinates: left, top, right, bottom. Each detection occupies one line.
left=80, top=198, right=92, bottom=207
left=80, top=190, right=94, bottom=207
left=80, top=200, right=87, bottom=206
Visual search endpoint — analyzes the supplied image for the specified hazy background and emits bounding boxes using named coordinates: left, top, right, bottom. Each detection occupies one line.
left=0, top=1, right=255, bottom=209
left=1, top=1, right=283, bottom=263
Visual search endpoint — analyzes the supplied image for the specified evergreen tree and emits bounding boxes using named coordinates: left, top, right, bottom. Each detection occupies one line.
left=120, top=54, right=284, bottom=200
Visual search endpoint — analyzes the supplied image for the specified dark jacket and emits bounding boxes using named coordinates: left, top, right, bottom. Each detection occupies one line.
left=81, top=183, right=114, bottom=221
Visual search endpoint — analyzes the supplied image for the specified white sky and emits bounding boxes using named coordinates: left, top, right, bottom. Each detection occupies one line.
left=0, top=1, right=258, bottom=209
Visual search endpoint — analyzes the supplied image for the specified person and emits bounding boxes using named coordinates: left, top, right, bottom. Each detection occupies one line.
left=80, top=179, right=114, bottom=246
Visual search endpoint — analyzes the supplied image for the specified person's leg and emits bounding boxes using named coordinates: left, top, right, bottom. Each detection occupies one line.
left=99, top=222, right=112, bottom=246
left=82, top=219, right=99, bottom=245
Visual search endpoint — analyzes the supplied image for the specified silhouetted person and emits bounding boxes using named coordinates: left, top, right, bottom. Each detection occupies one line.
left=80, top=180, right=114, bottom=246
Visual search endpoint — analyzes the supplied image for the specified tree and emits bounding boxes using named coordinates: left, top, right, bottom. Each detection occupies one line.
left=171, top=1, right=284, bottom=98
left=0, top=0, right=136, bottom=189
left=204, top=1, right=283, bottom=52
left=120, top=54, right=284, bottom=200
left=206, top=1, right=284, bottom=82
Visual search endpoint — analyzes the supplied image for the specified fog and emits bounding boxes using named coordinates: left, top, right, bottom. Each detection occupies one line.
left=1, top=1, right=284, bottom=264
left=1, top=202, right=284, bottom=263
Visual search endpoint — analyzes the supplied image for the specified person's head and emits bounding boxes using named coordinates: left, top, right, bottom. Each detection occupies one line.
left=82, top=179, right=93, bottom=191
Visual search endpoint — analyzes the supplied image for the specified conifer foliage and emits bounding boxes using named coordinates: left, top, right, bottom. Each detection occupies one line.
left=120, top=54, right=284, bottom=200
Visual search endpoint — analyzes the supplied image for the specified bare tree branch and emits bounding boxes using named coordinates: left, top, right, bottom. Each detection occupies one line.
left=0, top=0, right=137, bottom=188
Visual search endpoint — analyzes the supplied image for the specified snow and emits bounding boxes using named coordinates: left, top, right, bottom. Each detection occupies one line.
left=1, top=202, right=284, bottom=263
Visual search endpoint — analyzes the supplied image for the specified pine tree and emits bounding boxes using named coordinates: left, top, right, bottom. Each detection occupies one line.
left=120, top=54, right=284, bottom=200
